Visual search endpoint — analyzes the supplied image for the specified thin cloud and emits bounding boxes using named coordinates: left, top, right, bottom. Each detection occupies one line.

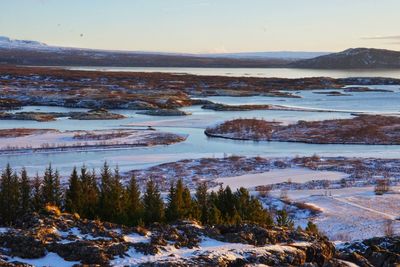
left=362, top=35, right=400, bottom=40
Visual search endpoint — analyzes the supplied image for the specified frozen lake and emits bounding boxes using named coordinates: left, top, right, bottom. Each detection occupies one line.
left=68, top=66, right=400, bottom=79
left=1, top=74, right=400, bottom=175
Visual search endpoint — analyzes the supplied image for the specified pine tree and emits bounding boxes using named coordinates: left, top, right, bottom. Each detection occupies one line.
left=208, top=204, right=222, bottom=225
left=0, top=165, right=20, bottom=225
left=217, top=186, right=235, bottom=223
left=42, top=164, right=62, bottom=207
left=65, top=167, right=82, bottom=214
left=42, top=164, right=55, bottom=206
left=195, top=182, right=209, bottom=224
left=166, top=179, right=184, bottom=222
left=19, top=168, right=31, bottom=215
left=235, top=187, right=272, bottom=225
left=126, top=175, right=143, bottom=226
left=98, top=162, right=113, bottom=220
left=31, top=173, right=43, bottom=212
left=109, top=167, right=126, bottom=223
left=80, top=168, right=99, bottom=219
left=235, top=187, right=251, bottom=220
left=305, top=221, right=319, bottom=234
left=276, top=209, right=294, bottom=229
left=143, top=179, right=164, bottom=225
left=182, top=187, right=193, bottom=219
left=54, top=170, right=63, bottom=208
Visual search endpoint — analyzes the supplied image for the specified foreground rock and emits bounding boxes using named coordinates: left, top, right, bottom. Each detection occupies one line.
left=338, top=236, right=400, bottom=266
left=205, top=115, right=400, bottom=145
left=0, top=207, right=356, bottom=266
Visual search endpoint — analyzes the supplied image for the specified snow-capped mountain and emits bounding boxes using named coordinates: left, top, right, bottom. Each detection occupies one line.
left=0, top=36, right=50, bottom=50
left=291, top=48, right=400, bottom=69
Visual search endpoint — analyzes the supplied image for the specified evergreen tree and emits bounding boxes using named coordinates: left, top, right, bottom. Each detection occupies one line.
left=143, top=179, right=164, bottom=225
left=195, top=182, right=209, bottom=224
left=98, top=162, right=113, bottom=220
left=182, top=187, right=193, bottom=219
left=42, top=164, right=55, bottom=205
left=19, top=168, right=31, bottom=215
left=276, top=209, right=294, bottom=229
left=109, top=167, right=126, bottom=223
left=216, top=186, right=236, bottom=223
left=166, top=179, right=185, bottom=221
left=0, top=165, right=20, bottom=225
left=305, top=221, right=319, bottom=234
left=248, top=197, right=273, bottom=225
left=207, top=204, right=222, bottom=225
left=235, top=187, right=251, bottom=220
left=31, top=173, right=43, bottom=212
left=54, top=169, right=63, bottom=208
left=80, top=168, right=99, bottom=219
left=65, top=167, right=82, bottom=214
left=235, top=187, right=273, bottom=225
left=42, top=164, right=62, bottom=207
left=126, top=175, right=143, bottom=226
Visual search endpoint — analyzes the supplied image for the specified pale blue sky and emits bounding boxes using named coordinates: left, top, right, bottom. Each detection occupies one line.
left=1, top=0, right=399, bottom=53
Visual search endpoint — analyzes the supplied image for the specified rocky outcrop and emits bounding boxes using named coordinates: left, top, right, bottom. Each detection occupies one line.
left=0, top=208, right=346, bottom=266
left=338, top=236, right=400, bottom=267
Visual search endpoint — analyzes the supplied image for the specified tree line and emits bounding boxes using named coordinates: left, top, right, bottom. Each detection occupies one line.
left=0, top=163, right=277, bottom=227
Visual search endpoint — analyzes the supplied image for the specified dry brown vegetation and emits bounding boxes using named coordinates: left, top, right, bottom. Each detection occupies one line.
left=73, top=131, right=132, bottom=141
left=1, top=66, right=399, bottom=112
left=206, top=115, right=400, bottom=145
left=0, top=128, right=56, bottom=138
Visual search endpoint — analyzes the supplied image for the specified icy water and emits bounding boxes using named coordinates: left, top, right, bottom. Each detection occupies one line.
left=68, top=66, right=400, bottom=79
left=1, top=80, right=400, bottom=175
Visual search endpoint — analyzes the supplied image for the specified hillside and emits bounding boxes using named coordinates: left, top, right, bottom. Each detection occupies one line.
left=0, top=36, right=291, bottom=68
left=291, top=48, right=400, bottom=69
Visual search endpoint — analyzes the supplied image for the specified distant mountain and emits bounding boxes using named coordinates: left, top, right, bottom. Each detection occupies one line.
left=201, top=51, right=330, bottom=60
left=290, top=48, right=400, bottom=69
left=0, top=36, right=295, bottom=68
left=2, top=37, right=400, bottom=69
left=0, top=36, right=49, bottom=50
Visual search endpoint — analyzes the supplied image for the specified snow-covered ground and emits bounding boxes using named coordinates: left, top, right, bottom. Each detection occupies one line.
left=8, top=253, right=79, bottom=267
left=212, top=168, right=347, bottom=191
left=272, top=186, right=400, bottom=241
left=0, top=129, right=185, bottom=152
left=111, top=236, right=312, bottom=266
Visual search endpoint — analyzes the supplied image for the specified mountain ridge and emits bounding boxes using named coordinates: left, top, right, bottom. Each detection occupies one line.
left=1, top=36, right=400, bottom=69
left=291, top=47, right=400, bottom=69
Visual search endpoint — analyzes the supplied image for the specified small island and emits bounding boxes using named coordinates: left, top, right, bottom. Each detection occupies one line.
left=205, top=115, right=400, bottom=145
left=0, top=128, right=186, bottom=153
left=0, top=108, right=125, bottom=122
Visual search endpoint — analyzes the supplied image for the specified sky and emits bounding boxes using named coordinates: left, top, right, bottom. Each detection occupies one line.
left=1, top=0, right=400, bottom=53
